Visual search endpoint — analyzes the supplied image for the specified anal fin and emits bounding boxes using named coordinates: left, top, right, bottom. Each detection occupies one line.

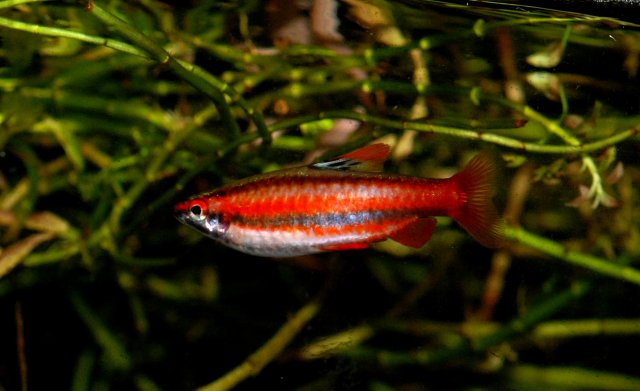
left=389, top=218, right=437, bottom=248
left=321, top=243, right=370, bottom=252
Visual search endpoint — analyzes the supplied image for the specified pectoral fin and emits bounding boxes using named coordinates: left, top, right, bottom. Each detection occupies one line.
left=389, top=217, right=437, bottom=248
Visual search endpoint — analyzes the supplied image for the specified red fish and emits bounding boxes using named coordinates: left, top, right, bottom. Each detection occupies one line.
left=174, top=144, right=504, bottom=257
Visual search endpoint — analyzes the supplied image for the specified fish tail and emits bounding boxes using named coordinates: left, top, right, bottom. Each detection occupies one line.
left=451, top=152, right=505, bottom=248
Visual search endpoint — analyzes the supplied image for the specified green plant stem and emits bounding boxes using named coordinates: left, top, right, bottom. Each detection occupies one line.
left=377, top=15, right=636, bottom=61
left=506, top=365, right=640, bottom=391
left=15, top=87, right=178, bottom=131
left=87, top=3, right=240, bottom=139
left=521, top=105, right=580, bottom=145
left=197, top=291, right=325, bottom=391
left=0, top=0, right=48, bottom=9
left=172, top=58, right=272, bottom=143
left=533, top=318, right=640, bottom=338
left=2, top=6, right=630, bottom=153
left=477, top=91, right=581, bottom=145
left=0, top=1, right=270, bottom=143
left=485, top=16, right=637, bottom=30
left=299, top=224, right=639, bottom=362
left=377, top=318, right=640, bottom=339
left=71, top=350, right=95, bottom=391
left=88, top=2, right=270, bottom=143
left=505, top=226, right=640, bottom=286
left=344, top=279, right=591, bottom=367
left=0, top=15, right=148, bottom=58
left=23, top=244, right=80, bottom=266
left=104, top=121, right=196, bottom=242
left=70, top=292, right=132, bottom=372
left=270, top=111, right=638, bottom=155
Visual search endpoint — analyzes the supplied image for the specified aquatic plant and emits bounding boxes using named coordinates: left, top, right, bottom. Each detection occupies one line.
left=1, top=1, right=639, bottom=390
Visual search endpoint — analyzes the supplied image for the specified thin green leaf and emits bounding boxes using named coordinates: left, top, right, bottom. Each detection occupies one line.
left=0, top=232, right=54, bottom=278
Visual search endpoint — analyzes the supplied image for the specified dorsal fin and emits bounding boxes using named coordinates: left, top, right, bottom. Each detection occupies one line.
left=312, top=143, right=390, bottom=172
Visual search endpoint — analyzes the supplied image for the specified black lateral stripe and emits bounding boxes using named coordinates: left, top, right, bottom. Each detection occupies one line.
left=230, top=209, right=421, bottom=229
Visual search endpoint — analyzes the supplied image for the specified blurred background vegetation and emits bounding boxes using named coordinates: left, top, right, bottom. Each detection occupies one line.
left=1, top=0, right=640, bottom=390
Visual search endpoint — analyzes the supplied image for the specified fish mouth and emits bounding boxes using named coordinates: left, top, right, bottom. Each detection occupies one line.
left=174, top=200, right=195, bottom=224
left=174, top=211, right=208, bottom=236
left=174, top=202, right=197, bottom=229
left=174, top=206, right=221, bottom=238
left=174, top=210, right=187, bottom=223
left=173, top=205, right=187, bottom=223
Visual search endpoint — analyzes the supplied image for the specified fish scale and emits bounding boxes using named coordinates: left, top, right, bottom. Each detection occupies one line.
left=175, top=144, right=505, bottom=257
left=226, top=176, right=441, bottom=214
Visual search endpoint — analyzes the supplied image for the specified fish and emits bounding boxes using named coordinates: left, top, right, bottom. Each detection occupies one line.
left=174, top=143, right=505, bottom=257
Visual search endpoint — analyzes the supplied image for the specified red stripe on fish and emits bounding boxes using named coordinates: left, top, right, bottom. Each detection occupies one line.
left=174, top=144, right=504, bottom=257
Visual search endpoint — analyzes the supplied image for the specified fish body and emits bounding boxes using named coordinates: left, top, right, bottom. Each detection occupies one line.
left=174, top=144, right=504, bottom=257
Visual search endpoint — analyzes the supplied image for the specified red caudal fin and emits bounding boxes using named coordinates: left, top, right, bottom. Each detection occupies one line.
left=452, top=152, right=505, bottom=248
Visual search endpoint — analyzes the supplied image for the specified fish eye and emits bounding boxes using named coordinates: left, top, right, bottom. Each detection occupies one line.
left=189, top=201, right=207, bottom=221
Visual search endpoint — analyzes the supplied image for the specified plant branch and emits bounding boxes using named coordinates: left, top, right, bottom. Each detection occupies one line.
left=505, top=226, right=640, bottom=286
left=270, top=111, right=638, bottom=155
left=197, top=289, right=326, bottom=391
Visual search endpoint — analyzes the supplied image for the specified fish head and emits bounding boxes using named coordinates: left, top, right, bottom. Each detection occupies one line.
left=174, top=196, right=229, bottom=239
